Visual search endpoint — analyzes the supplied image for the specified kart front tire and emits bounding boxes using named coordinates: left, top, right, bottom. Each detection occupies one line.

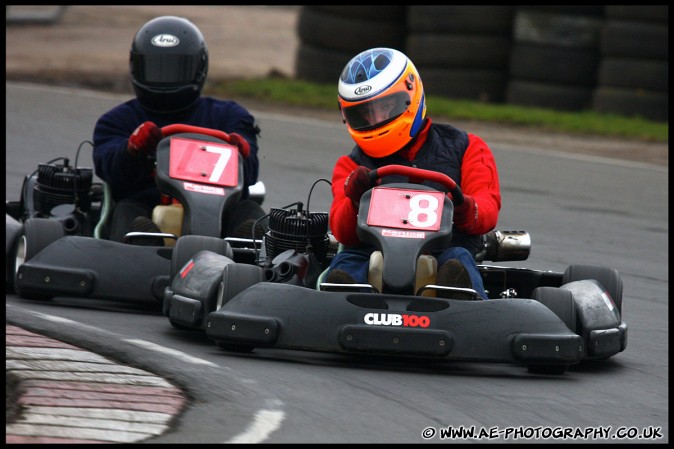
left=13, top=218, right=64, bottom=299
left=211, top=264, right=266, bottom=353
left=216, top=263, right=266, bottom=309
left=529, top=287, right=579, bottom=374
left=171, top=235, right=233, bottom=280
left=532, top=286, right=577, bottom=333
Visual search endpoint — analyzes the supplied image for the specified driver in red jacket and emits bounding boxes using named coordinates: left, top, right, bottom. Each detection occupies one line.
left=324, top=47, right=501, bottom=299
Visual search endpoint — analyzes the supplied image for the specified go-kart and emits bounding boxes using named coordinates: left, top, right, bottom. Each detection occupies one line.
left=6, top=124, right=267, bottom=302
left=164, top=165, right=627, bottom=374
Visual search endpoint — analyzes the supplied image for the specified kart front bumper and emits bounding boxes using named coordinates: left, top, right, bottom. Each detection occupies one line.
left=205, top=283, right=589, bottom=365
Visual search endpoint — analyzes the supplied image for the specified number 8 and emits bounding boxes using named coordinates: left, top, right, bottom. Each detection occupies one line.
left=408, top=194, right=438, bottom=228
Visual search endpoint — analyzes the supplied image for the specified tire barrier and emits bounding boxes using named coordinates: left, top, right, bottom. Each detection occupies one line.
left=294, top=6, right=668, bottom=121
left=591, top=5, right=668, bottom=122
left=406, top=5, right=514, bottom=103
left=505, top=6, right=603, bottom=111
left=5, top=5, right=68, bottom=24
left=295, top=5, right=406, bottom=84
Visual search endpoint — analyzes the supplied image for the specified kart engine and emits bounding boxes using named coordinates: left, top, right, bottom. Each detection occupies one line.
left=34, top=160, right=93, bottom=213
left=264, top=206, right=330, bottom=263
left=263, top=206, right=331, bottom=287
left=28, top=159, right=94, bottom=234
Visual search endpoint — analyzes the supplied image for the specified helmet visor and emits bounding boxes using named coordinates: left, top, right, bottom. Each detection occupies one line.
left=131, top=53, right=202, bottom=86
left=342, top=92, right=410, bottom=131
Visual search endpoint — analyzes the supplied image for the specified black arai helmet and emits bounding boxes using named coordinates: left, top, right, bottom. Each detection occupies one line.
left=130, top=16, right=208, bottom=113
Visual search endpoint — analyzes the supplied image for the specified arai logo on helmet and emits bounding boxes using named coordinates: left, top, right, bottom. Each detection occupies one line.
left=354, top=85, right=372, bottom=96
left=151, top=34, right=180, bottom=47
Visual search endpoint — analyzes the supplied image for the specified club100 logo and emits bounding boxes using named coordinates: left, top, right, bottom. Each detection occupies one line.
left=364, top=313, right=430, bottom=327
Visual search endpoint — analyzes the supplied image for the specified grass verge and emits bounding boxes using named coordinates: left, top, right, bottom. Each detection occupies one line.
left=209, top=78, right=668, bottom=143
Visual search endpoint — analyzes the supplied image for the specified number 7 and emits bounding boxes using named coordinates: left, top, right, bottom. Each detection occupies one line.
left=205, top=145, right=232, bottom=183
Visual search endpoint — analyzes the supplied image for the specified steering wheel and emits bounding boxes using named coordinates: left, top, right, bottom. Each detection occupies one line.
left=368, top=164, right=464, bottom=205
left=160, top=124, right=249, bottom=158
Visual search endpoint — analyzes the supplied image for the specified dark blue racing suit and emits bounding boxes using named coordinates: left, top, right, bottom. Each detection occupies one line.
left=93, top=96, right=260, bottom=240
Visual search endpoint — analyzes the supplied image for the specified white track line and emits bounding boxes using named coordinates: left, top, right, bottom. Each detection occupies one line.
left=225, top=408, right=286, bottom=444
left=124, top=339, right=219, bottom=368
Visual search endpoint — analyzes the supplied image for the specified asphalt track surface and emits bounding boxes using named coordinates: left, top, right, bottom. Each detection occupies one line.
left=6, top=7, right=668, bottom=443
left=6, top=82, right=668, bottom=444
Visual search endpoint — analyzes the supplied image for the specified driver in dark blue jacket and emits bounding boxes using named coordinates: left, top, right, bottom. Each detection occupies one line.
left=93, top=15, right=263, bottom=242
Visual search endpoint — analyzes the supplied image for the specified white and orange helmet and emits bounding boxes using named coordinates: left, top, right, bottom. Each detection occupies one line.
left=338, top=48, right=426, bottom=158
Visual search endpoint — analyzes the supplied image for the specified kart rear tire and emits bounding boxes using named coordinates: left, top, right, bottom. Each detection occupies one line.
left=13, top=218, right=64, bottom=298
left=562, top=264, right=623, bottom=314
left=171, top=235, right=234, bottom=280
left=532, top=286, right=577, bottom=332
left=211, top=264, right=266, bottom=353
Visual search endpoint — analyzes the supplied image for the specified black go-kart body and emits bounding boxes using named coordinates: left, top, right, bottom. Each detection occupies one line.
left=6, top=125, right=266, bottom=302
left=164, top=165, right=626, bottom=374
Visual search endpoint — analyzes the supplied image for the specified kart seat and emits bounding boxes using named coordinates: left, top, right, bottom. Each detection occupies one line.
left=367, top=251, right=438, bottom=296
left=93, top=181, right=114, bottom=240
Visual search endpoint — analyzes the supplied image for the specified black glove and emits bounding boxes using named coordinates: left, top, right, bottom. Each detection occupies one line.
left=344, top=166, right=372, bottom=207
left=453, top=194, right=478, bottom=232
left=127, top=121, right=162, bottom=156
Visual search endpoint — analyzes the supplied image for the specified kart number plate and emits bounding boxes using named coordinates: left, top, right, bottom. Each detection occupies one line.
left=366, top=187, right=444, bottom=231
left=169, top=137, right=239, bottom=187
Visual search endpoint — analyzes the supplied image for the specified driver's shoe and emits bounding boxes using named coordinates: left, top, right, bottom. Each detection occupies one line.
left=229, top=218, right=268, bottom=239
left=129, top=216, right=164, bottom=246
left=325, top=269, right=356, bottom=284
left=436, top=260, right=472, bottom=298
